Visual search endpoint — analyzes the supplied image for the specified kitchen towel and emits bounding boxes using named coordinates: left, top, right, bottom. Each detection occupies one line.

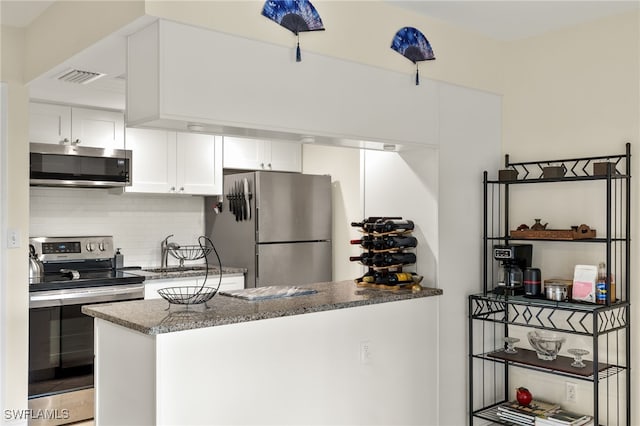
left=220, top=286, right=317, bottom=301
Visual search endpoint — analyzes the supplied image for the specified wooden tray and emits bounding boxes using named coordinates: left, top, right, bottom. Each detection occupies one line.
left=510, top=229, right=596, bottom=240
left=355, top=281, right=420, bottom=291
left=488, top=348, right=609, bottom=377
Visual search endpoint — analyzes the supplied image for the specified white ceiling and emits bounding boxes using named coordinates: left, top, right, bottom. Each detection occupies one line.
left=0, top=0, right=55, bottom=27
left=389, top=1, right=639, bottom=41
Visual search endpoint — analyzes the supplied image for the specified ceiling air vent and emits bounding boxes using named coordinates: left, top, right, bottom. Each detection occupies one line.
left=55, top=68, right=105, bottom=85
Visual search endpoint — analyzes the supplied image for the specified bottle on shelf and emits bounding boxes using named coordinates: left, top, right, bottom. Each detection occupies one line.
left=349, top=252, right=417, bottom=267
left=378, top=271, right=417, bottom=285
left=356, top=270, right=418, bottom=285
left=371, top=219, right=415, bottom=233
left=350, top=217, right=402, bottom=233
left=357, top=270, right=376, bottom=283
left=350, top=235, right=418, bottom=250
left=596, top=261, right=616, bottom=304
left=596, top=262, right=606, bottom=304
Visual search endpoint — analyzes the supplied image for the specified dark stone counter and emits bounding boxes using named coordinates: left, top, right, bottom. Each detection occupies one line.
left=82, top=280, right=442, bottom=335
left=130, top=265, right=246, bottom=281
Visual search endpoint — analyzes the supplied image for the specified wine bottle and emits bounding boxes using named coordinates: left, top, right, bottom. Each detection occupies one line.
left=349, top=253, right=382, bottom=266
left=356, top=271, right=376, bottom=283
left=370, top=271, right=417, bottom=285
left=349, top=235, right=378, bottom=248
left=349, top=252, right=416, bottom=267
left=381, top=235, right=417, bottom=249
left=372, top=219, right=415, bottom=233
left=350, top=235, right=418, bottom=250
left=386, top=271, right=417, bottom=285
left=351, top=217, right=402, bottom=232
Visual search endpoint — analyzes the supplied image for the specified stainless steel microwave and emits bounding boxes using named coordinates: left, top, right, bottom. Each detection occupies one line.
left=30, top=142, right=132, bottom=188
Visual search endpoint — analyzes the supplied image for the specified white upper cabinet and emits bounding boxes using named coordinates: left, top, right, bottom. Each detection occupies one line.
left=176, top=132, right=223, bottom=194
left=124, top=128, right=176, bottom=193
left=268, top=140, right=302, bottom=172
left=70, top=107, right=125, bottom=149
left=29, top=103, right=71, bottom=145
left=125, top=128, right=222, bottom=196
left=29, top=102, right=124, bottom=149
left=223, top=137, right=301, bottom=172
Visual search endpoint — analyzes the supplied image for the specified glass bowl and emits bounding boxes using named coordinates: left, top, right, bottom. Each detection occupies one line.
left=527, top=331, right=566, bottom=360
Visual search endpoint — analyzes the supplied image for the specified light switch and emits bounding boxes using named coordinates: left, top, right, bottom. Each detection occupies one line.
left=7, top=229, right=20, bottom=248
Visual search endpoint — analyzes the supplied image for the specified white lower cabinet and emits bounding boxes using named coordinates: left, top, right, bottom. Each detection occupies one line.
left=223, top=136, right=301, bottom=172
left=125, top=128, right=222, bottom=195
left=144, top=275, right=245, bottom=300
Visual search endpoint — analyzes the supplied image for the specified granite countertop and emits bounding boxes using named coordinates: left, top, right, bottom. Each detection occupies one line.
left=130, top=265, right=246, bottom=281
left=82, top=280, right=443, bottom=335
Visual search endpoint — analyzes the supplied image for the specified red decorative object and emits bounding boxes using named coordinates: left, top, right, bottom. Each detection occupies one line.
left=516, top=387, right=533, bottom=406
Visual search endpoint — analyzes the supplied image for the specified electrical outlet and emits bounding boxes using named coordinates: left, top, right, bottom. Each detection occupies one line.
left=566, top=382, right=577, bottom=403
left=360, top=340, right=372, bottom=365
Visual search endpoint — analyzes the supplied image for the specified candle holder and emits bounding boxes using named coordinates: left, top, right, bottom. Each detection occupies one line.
left=567, top=348, right=589, bottom=368
left=504, top=336, right=520, bottom=354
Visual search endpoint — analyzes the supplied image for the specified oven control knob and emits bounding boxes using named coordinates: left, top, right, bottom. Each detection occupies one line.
left=86, top=243, right=95, bottom=252
left=98, top=242, right=105, bottom=251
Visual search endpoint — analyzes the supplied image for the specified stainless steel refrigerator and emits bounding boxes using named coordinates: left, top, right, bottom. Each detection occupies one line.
left=205, top=171, right=332, bottom=288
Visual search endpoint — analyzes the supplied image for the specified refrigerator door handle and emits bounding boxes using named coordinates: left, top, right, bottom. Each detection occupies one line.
left=244, top=178, right=251, bottom=220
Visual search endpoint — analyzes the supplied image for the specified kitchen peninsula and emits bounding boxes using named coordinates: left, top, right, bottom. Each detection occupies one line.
left=83, top=280, right=442, bottom=425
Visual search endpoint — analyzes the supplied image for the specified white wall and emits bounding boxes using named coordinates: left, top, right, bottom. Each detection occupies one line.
left=0, top=82, right=7, bottom=425
left=0, top=24, right=30, bottom=420
left=29, top=188, right=205, bottom=268
left=502, top=10, right=639, bottom=423
left=301, top=144, right=363, bottom=282
left=438, top=82, right=502, bottom=425
left=362, top=148, right=439, bottom=287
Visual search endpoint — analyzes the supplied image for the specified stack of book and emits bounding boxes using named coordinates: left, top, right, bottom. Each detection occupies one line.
left=497, top=400, right=561, bottom=425
left=534, top=409, right=594, bottom=425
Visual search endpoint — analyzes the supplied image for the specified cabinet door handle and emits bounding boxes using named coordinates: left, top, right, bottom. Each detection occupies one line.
left=268, top=163, right=272, bottom=169
left=179, top=187, right=184, bottom=192
left=71, top=139, right=81, bottom=145
left=60, top=138, right=70, bottom=144
left=260, top=163, right=265, bottom=169
left=169, top=186, right=175, bottom=192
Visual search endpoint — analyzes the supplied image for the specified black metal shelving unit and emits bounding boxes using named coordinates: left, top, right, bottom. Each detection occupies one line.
left=469, top=144, right=631, bottom=425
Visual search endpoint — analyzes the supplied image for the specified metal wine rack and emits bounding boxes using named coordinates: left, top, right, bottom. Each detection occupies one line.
left=349, top=216, right=419, bottom=288
left=469, top=144, right=631, bottom=426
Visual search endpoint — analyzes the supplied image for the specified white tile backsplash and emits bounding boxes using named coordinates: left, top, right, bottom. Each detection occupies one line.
left=30, top=188, right=206, bottom=268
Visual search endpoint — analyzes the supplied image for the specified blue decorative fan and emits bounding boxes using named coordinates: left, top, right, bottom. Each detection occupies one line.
left=391, top=27, right=435, bottom=85
left=262, top=0, right=325, bottom=62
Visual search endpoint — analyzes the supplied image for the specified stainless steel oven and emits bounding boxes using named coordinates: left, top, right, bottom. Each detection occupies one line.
left=28, top=236, right=144, bottom=426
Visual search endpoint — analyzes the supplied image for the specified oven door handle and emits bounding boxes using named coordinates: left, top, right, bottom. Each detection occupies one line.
left=29, top=285, right=144, bottom=308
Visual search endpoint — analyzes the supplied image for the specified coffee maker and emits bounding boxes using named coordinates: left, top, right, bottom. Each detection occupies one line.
left=493, top=244, right=533, bottom=295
